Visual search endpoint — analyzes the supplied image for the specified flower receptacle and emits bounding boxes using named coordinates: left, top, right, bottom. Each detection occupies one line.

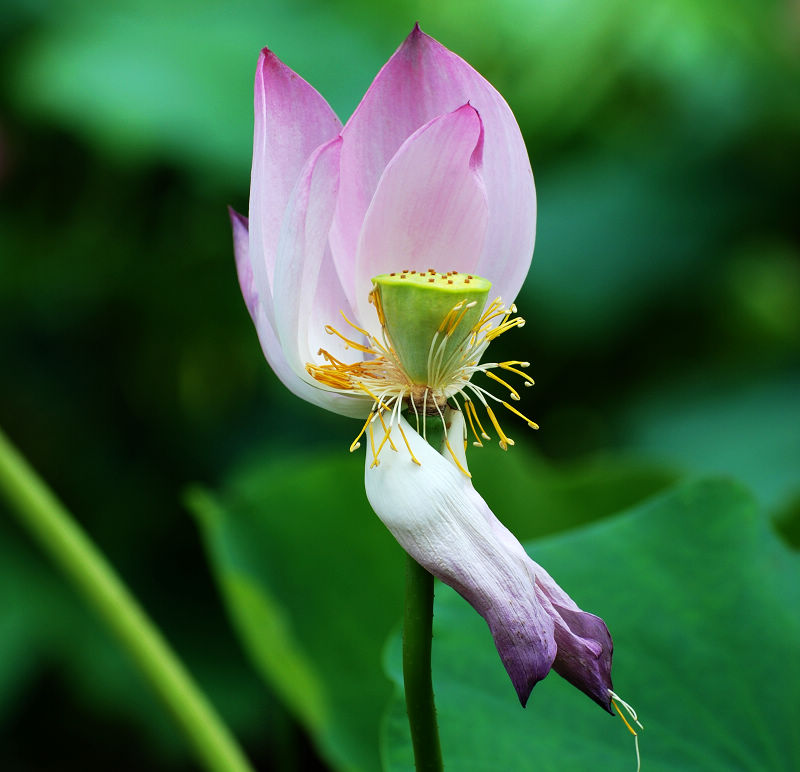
left=371, top=271, right=491, bottom=385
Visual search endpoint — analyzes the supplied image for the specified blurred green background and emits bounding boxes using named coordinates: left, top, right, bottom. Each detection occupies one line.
left=1, top=0, right=798, bottom=770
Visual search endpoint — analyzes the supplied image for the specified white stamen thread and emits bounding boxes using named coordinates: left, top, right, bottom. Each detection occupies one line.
left=609, top=689, right=643, bottom=772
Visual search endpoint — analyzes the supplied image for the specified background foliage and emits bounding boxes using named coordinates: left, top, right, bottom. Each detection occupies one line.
left=1, top=0, right=798, bottom=769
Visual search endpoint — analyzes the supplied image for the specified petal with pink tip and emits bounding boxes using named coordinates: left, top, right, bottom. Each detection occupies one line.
left=353, top=105, right=488, bottom=332
left=231, top=207, right=369, bottom=419
left=364, top=415, right=557, bottom=705
left=249, top=48, right=342, bottom=324
left=332, top=24, right=535, bottom=308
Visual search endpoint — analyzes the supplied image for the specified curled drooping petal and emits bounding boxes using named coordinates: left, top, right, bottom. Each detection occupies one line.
left=365, top=414, right=555, bottom=704
left=533, top=563, right=614, bottom=712
left=332, top=24, right=535, bottom=309
left=365, top=412, right=614, bottom=708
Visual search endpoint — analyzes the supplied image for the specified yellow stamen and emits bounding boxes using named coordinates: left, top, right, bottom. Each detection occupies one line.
left=484, top=370, right=521, bottom=400
left=609, top=690, right=643, bottom=772
left=324, top=324, right=373, bottom=353
left=500, top=400, right=539, bottom=429
left=368, top=423, right=379, bottom=468
left=485, top=315, right=525, bottom=341
left=377, top=411, right=398, bottom=451
left=437, top=300, right=465, bottom=333
left=612, top=700, right=637, bottom=736
left=397, top=423, right=422, bottom=466
left=369, top=288, right=386, bottom=327
left=375, top=423, right=393, bottom=458
left=355, top=381, right=392, bottom=412
left=499, top=361, right=535, bottom=386
left=484, top=403, right=515, bottom=450
left=444, top=439, right=472, bottom=478
left=472, top=300, right=506, bottom=333
left=445, top=301, right=476, bottom=336
left=462, top=399, right=484, bottom=447
left=349, top=412, right=374, bottom=453
left=466, top=399, right=491, bottom=440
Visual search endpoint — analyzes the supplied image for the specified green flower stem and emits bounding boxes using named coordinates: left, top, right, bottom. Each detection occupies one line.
left=402, top=413, right=444, bottom=771
left=403, top=554, right=444, bottom=772
left=0, top=426, right=255, bottom=772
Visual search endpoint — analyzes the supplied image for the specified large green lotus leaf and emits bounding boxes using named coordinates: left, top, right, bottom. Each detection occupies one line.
left=189, top=444, right=673, bottom=771
left=382, top=479, right=800, bottom=771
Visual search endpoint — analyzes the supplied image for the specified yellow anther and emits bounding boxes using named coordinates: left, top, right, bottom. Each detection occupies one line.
left=397, top=423, right=422, bottom=466
left=356, top=381, right=391, bottom=412
left=446, top=301, right=476, bottom=336
left=484, top=370, right=521, bottom=400
left=350, top=416, right=370, bottom=452
left=375, top=424, right=394, bottom=458
left=368, top=423, right=379, bottom=468
left=445, top=439, right=472, bottom=478
left=462, top=399, right=484, bottom=447
left=437, top=301, right=465, bottom=334
left=484, top=403, right=515, bottom=450
left=500, top=400, right=539, bottom=429
left=609, top=690, right=643, bottom=772
left=466, top=399, right=491, bottom=440
left=499, top=362, right=535, bottom=386
left=612, top=700, right=637, bottom=737
left=324, top=324, right=373, bottom=353
left=377, top=411, right=398, bottom=451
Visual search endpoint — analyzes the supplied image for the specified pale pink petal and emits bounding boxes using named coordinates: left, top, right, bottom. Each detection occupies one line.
left=331, top=24, right=535, bottom=308
left=273, top=137, right=365, bottom=383
left=353, top=105, right=488, bottom=331
left=248, top=48, right=342, bottom=324
left=231, top=207, right=369, bottom=419
left=364, top=415, right=557, bottom=705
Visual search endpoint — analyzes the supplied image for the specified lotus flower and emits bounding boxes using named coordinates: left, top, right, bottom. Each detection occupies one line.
left=230, top=24, right=614, bottom=711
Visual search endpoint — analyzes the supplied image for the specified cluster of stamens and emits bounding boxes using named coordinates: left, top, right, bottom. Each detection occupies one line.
left=305, top=271, right=539, bottom=477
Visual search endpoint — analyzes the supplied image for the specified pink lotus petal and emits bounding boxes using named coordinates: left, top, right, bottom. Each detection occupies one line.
left=229, top=207, right=258, bottom=323
left=353, top=105, right=488, bottom=331
left=274, top=137, right=363, bottom=380
left=331, top=24, right=535, bottom=307
left=231, top=207, right=369, bottom=418
left=249, top=48, right=342, bottom=325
